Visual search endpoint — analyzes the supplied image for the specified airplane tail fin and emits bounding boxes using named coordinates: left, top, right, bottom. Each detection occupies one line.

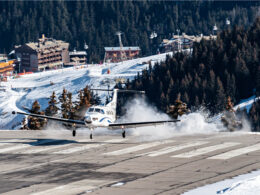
left=106, top=89, right=145, bottom=117
left=106, top=89, right=118, bottom=109
left=91, top=88, right=145, bottom=118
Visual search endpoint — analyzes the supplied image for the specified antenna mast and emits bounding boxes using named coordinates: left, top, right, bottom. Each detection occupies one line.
left=116, top=31, right=127, bottom=61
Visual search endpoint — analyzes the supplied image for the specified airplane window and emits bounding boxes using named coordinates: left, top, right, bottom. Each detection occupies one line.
left=95, top=108, right=101, bottom=113
left=88, top=108, right=94, bottom=112
left=100, top=109, right=105, bottom=114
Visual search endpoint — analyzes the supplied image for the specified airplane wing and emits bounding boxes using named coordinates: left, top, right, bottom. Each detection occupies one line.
left=12, top=111, right=85, bottom=126
left=108, top=120, right=180, bottom=129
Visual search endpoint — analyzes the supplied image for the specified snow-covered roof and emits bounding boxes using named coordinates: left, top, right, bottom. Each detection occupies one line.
left=69, top=51, right=87, bottom=56
left=104, top=47, right=140, bottom=51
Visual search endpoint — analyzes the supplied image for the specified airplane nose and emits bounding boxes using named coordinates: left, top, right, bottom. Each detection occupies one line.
left=85, top=116, right=92, bottom=124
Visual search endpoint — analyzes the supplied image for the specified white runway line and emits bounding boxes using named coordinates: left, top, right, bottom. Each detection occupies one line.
left=208, top=143, right=260, bottom=160
left=0, top=139, right=36, bottom=143
left=53, top=139, right=127, bottom=154
left=29, top=179, right=114, bottom=195
left=103, top=140, right=174, bottom=156
left=15, top=139, right=92, bottom=154
left=15, top=144, right=71, bottom=154
left=172, top=142, right=240, bottom=158
left=0, top=139, right=37, bottom=149
left=0, top=139, right=58, bottom=153
left=140, top=141, right=208, bottom=157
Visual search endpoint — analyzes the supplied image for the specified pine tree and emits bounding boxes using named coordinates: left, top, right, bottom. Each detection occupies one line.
left=31, top=100, right=41, bottom=114
left=167, top=94, right=189, bottom=119
left=225, top=96, right=234, bottom=112
left=27, top=100, right=45, bottom=130
left=59, top=88, right=69, bottom=119
left=83, top=86, right=92, bottom=108
left=214, top=77, right=225, bottom=112
left=45, top=91, right=59, bottom=116
left=67, top=92, right=76, bottom=119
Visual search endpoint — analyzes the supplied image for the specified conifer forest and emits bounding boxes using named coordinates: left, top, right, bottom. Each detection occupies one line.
left=1, top=0, right=260, bottom=131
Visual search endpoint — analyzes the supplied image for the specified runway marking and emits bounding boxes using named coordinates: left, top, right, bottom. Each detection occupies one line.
left=0, top=139, right=58, bottom=153
left=139, top=141, right=208, bottom=157
left=0, top=139, right=38, bottom=149
left=208, top=143, right=260, bottom=160
left=53, top=139, right=127, bottom=154
left=103, top=140, right=174, bottom=156
left=29, top=179, right=114, bottom=195
left=171, top=142, right=240, bottom=158
left=0, top=139, right=36, bottom=143
left=14, top=139, right=92, bottom=154
left=14, top=144, right=71, bottom=154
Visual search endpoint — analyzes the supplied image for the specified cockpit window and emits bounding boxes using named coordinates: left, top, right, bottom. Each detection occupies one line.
left=88, top=108, right=105, bottom=114
left=88, top=108, right=94, bottom=112
left=95, top=108, right=101, bottom=113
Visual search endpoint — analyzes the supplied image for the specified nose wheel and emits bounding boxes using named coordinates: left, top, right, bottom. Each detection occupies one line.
left=72, top=123, right=76, bottom=137
left=90, top=128, right=93, bottom=139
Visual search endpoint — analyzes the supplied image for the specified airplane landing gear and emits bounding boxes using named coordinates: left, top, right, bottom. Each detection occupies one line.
left=122, top=130, right=126, bottom=138
left=121, top=126, right=126, bottom=138
left=90, top=128, right=93, bottom=139
left=72, top=123, right=76, bottom=137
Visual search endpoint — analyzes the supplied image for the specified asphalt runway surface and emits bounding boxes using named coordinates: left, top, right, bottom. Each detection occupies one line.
left=0, top=130, right=260, bottom=195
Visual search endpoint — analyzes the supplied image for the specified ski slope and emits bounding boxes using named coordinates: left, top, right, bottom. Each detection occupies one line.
left=0, top=52, right=173, bottom=129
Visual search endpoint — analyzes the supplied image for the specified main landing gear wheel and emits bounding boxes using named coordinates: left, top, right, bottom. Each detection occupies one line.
left=72, top=130, right=76, bottom=137
left=90, top=134, right=93, bottom=139
left=122, top=130, right=126, bottom=138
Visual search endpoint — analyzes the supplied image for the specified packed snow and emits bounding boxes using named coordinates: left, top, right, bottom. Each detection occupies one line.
left=183, top=169, right=260, bottom=195
left=234, top=95, right=260, bottom=113
left=0, top=52, right=172, bottom=129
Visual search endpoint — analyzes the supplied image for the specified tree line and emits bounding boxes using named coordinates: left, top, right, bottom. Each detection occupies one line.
left=0, top=1, right=260, bottom=62
left=22, top=86, right=99, bottom=130
left=125, top=17, right=260, bottom=131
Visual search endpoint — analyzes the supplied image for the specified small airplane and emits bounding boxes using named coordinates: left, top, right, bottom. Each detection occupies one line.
left=12, top=89, right=180, bottom=139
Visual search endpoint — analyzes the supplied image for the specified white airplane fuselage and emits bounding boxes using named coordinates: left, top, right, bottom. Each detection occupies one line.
left=83, top=89, right=118, bottom=128
left=84, top=105, right=116, bottom=127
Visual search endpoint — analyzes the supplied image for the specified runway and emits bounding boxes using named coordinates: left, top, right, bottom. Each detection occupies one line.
left=0, top=130, right=260, bottom=195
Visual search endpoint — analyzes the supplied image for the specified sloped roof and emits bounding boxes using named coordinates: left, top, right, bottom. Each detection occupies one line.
left=104, top=47, right=140, bottom=51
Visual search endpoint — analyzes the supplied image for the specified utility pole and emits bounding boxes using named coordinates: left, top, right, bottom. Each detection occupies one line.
left=84, top=41, right=88, bottom=64
left=213, top=23, right=218, bottom=35
left=177, top=29, right=181, bottom=52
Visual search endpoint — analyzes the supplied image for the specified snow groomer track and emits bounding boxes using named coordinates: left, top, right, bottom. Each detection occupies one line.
left=0, top=130, right=260, bottom=195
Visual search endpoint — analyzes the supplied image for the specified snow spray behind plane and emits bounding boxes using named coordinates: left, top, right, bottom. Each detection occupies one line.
left=119, top=98, right=224, bottom=141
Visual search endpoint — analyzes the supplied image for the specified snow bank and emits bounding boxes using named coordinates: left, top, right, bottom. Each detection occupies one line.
left=234, top=95, right=260, bottom=113
left=183, top=170, right=260, bottom=195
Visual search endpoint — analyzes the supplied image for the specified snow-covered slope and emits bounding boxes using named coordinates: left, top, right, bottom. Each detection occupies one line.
left=183, top=169, right=260, bottom=195
left=234, top=95, right=260, bottom=113
left=0, top=52, right=173, bottom=129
